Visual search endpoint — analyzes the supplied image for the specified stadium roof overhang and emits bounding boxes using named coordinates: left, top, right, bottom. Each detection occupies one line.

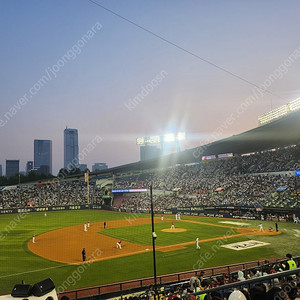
left=93, top=109, right=300, bottom=176
left=194, top=108, right=300, bottom=156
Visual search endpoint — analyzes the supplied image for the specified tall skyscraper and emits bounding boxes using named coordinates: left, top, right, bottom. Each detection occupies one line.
left=64, top=127, right=79, bottom=170
left=6, top=160, right=19, bottom=177
left=34, top=140, right=52, bottom=175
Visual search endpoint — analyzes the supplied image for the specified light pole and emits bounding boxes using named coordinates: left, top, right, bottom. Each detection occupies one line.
left=85, top=170, right=90, bottom=206
left=150, top=184, right=158, bottom=298
left=295, top=173, right=299, bottom=205
left=18, top=173, right=21, bottom=203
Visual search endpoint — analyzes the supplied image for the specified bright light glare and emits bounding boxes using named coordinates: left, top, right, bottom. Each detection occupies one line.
left=164, top=133, right=175, bottom=142
left=177, top=132, right=186, bottom=141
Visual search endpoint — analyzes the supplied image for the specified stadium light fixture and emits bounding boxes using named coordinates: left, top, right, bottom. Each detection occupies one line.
left=136, top=132, right=186, bottom=146
left=136, top=137, right=145, bottom=145
left=258, top=97, right=300, bottom=125
left=177, top=132, right=186, bottom=141
left=289, top=98, right=300, bottom=111
left=163, top=133, right=175, bottom=142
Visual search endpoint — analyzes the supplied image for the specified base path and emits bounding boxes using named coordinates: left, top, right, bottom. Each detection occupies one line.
left=28, top=217, right=280, bottom=265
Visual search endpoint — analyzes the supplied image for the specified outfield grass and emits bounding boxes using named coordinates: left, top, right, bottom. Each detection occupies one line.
left=0, top=210, right=299, bottom=295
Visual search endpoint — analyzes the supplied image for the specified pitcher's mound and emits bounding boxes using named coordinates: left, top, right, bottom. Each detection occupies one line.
left=161, top=228, right=187, bottom=233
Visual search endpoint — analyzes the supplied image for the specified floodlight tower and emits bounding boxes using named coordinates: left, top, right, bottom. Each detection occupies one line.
left=161, top=132, right=186, bottom=155
left=136, top=132, right=186, bottom=159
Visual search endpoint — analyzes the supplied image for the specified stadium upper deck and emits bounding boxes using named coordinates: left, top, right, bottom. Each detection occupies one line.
left=92, top=108, right=300, bottom=177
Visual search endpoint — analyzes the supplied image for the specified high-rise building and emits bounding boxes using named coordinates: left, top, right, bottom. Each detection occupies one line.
left=64, top=127, right=79, bottom=171
left=34, top=140, right=52, bottom=175
left=26, top=161, right=33, bottom=174
left=92, top=163, right=108, bottom=172
left=0, top=164, right=2, bottom=177
left=6, top=160, right=19, bottom=177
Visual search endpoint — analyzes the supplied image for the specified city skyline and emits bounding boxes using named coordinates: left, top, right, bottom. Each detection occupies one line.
left=0, top=128, right=105, bottom=175
left=1, top=1, right=300, bottom=175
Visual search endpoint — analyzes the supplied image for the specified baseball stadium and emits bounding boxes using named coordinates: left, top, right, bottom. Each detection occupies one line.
left=1, top=107, right=300, bottom=300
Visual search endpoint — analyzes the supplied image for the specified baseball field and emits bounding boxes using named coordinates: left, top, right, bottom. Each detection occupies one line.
left=0, top=209, right=299, bottom=295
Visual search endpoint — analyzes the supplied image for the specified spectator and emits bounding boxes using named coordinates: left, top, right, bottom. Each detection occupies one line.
left=249, top=285, right=266, bottom=300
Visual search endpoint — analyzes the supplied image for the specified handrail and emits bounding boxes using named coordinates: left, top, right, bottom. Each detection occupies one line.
left=193, top=268, right=300, bottom=297
left=57, top=257, right=287, bottom=299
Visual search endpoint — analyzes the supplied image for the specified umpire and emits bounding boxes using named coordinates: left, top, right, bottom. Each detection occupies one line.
left=82, top=248, right=86, bottom=262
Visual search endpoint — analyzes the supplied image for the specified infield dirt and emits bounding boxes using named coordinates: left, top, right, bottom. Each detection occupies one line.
left=28, top=217, right=280, bottom=265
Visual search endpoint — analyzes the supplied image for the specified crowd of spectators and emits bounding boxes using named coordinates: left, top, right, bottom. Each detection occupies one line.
left=0, top=181, right=104, bottom=209
left=182, top=257, right=299, bottom=300
left=115, top=174, right=300, bottom=211
left=114, top=146, right=300, bottom=210
left=1, top=145, right=300, bottom=210
left=122, top=255, right=299, bottom=299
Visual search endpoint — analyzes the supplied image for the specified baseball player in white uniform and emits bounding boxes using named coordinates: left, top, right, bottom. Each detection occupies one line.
left=116, top=240, right=122, bottom=249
